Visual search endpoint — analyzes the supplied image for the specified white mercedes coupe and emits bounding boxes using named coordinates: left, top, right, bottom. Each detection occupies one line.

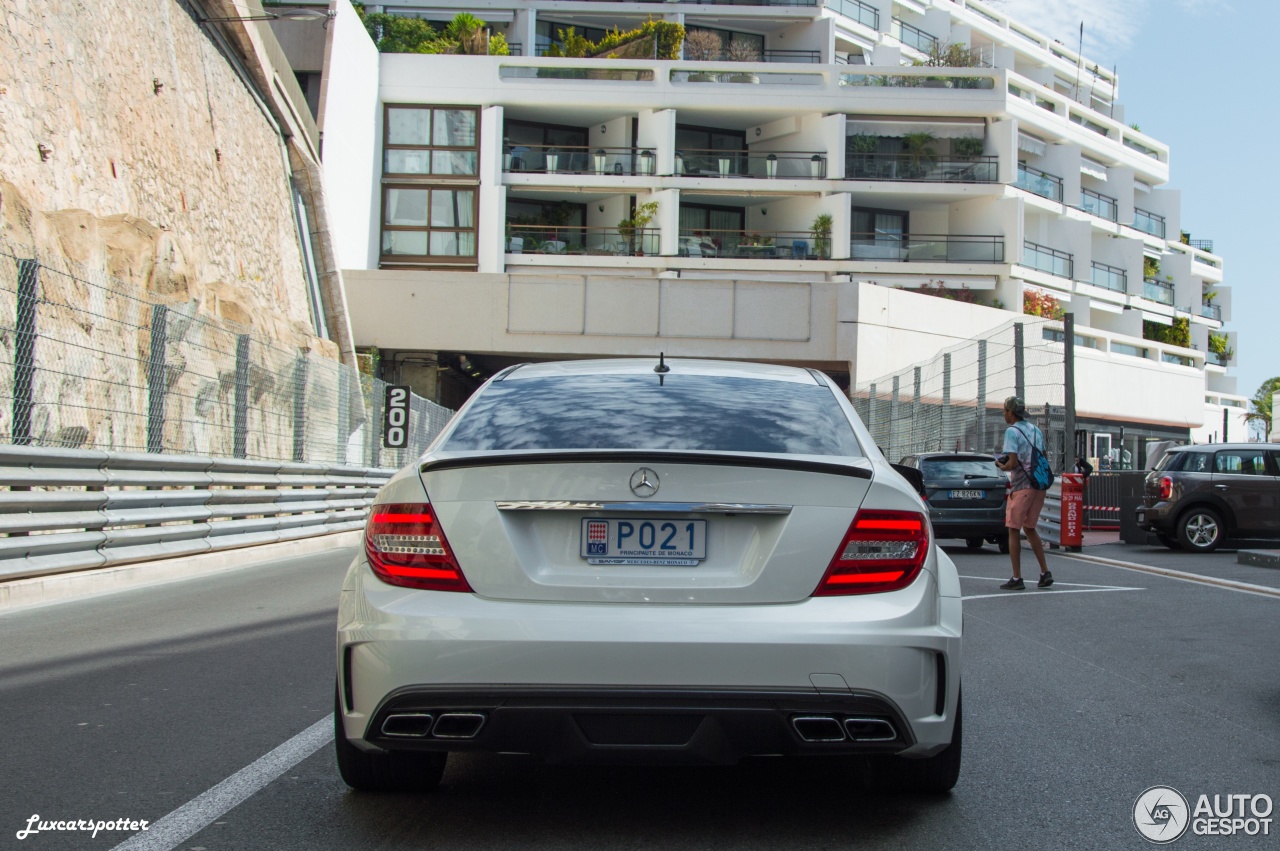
left=335, top=358, right=963, bottom=793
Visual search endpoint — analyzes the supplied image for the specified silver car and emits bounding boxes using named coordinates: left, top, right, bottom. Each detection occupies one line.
left=335, top=359, right=963, bottom=793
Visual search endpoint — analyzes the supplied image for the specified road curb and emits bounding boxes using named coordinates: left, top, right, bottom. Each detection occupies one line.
left=0, top=531, right=361, bottom=614
left=1059, top=551, right=1280, bottom=600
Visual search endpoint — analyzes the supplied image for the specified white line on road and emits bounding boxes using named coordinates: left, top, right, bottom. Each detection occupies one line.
left=957, top=575, right=1137, bottom=589
left=110, top=714, right=334, bottom=851
left=962, top=587, right=1144, bottom=601
left=1057, top=552, right=1280, bottom=600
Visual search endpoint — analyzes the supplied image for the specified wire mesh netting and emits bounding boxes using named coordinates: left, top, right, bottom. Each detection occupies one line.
left=851, top=319, right=1068, bottom=470
left=0, top=236, right=452, bottom=468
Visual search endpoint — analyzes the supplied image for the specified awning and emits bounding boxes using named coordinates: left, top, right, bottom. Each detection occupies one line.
left=1017, top=132, right=1046, bottom=157
left=1141, top=310, right=1172, bottom=325
left=846, top=118, right=985, bottom=139
left=1081, top=157, right=1108, bottom=180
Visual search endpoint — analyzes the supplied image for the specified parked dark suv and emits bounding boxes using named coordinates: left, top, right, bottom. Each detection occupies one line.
left=1137, top=443, right=1280, bottom=552
left=898, top=452, right=1010, bottom=552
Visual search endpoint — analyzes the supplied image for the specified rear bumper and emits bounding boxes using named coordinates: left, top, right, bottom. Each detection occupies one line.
left=338, top=558, right=962, bottom=761
left=360, top=685, right=916, bottom=764
left=1136, top=501, right=1175, bottom=532
left=928, top=508, right=1007, bottom=539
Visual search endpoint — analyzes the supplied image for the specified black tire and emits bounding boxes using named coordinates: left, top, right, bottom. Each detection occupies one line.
left=997, top=535, right=1010, bottom=555
left=868, top=692, right=962, bottom=794
left=1155, top=532, right=1182, bottom=551
left=965, top=537, right=984, bottom=551
left=334, top=685, right=447, bottom=792
left=1176, top=506, right=1224, bottom=554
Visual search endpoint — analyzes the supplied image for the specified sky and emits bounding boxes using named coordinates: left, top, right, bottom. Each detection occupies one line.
left=992, top=0, right=1278, bottom=419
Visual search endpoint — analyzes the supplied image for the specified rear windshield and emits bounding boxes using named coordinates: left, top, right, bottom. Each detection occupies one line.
left=442, top=374, right=863, bottom=456
left=920, top=458, right=1002, bottom=479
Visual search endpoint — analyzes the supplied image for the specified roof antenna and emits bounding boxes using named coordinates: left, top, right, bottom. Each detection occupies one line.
left=654, top=352, right=670, bottom=386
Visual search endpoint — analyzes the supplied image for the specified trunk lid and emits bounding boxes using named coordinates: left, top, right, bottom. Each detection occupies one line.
left=421, top=454, right=873, bottom=604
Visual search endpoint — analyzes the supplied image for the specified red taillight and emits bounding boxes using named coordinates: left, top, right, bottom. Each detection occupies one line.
left=813, top=509, right=929, bottom=596
left=1159, top=476, right=1173, bottom=501
left=364, top=503, right=472, bottom=592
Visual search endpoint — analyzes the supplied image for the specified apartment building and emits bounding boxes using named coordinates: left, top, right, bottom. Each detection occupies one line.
left=312, top=0, right=1246, bottom=461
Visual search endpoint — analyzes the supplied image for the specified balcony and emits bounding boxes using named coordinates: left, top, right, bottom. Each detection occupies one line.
left=1132, top=207, right=1166, bottom=238
left=829, top=0, right=879, bottom=29
left=1142, top=277, right=1174, bottom=305
left=891, top=18, right=938, bottom=54
left=1188, top=239, right=1214, bottom=252
left=1089, top=261, right=1126, bottom=293
left=504, top=145, right=653, bottom=176
left=849, top=234, right=1005, bottom=263
left=845, top=153, right=997, bottom=183
left=1080, top=188, right=1118, bottom=222
left=678, top=229, right=830, bottom=259
left=674, top=149, right=828, bottom=179
left=1022, top=240, right=1072, bottom=278
left=1200, top=302, right=1222, bottom=321
left=1015, top=163, right=1063, bottom=202
left=505, top=224, right=659, bottom=256
left=1207, top=350, right=1230, bottom=367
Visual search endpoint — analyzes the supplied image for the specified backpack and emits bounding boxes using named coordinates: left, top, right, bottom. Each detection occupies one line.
left=1014, top=422, right=1055, bottom=491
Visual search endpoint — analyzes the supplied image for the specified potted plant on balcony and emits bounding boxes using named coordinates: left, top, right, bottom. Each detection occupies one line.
left=810, top=213, right=833, bottom=259
left=618, top=200, right=659, bottom=256
left=1208, top=331, right=1232, bottom=363
left=684, top=30, right=721, bottom=82
left=847, top=133, right=879, bottom=178
left=952, top=136, right=984, bottom=160
left=726, top=40, right=761, bottom=83
left=900, top=131, right=938, bottom=179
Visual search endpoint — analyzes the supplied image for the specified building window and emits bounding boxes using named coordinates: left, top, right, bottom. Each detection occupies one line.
left=381, top=186, right=477, bottom=261
left=383, top=105, right=479, bottom=177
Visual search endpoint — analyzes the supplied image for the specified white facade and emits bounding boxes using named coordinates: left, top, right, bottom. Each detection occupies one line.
left=320, top=0, right=1246, bottom=449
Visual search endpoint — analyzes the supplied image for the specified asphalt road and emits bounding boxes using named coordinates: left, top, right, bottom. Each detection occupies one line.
left=1, top=543, right=1277, bottom=850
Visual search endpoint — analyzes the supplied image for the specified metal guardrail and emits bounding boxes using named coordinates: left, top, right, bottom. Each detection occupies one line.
left=0, top=445, right=393, bottom=582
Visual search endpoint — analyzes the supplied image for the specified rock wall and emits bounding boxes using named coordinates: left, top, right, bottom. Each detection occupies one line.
left=0, top=0, right=332, bottom=353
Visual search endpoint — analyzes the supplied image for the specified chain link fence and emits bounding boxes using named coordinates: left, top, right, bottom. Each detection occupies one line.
left=0, top=235, right=451, bottom=469
left=852, top=318, right=1068, bottom=471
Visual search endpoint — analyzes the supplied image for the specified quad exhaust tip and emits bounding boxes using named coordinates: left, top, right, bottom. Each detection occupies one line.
left=431, top=712, right=487, bottom=739
left=791, top=715, right=898, bottom=743
left=381, top=713, right=435, bottom=738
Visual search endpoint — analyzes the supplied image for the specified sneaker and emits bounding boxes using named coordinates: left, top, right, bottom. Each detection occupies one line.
left=999, top=577, right=1025, bottom=590
left=1037, top=571, right=1054, bottom=588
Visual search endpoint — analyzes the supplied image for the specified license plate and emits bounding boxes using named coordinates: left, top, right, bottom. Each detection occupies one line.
left=581, top=518, right=707, bottom=565
left=948, top=490, right=984, bottom=499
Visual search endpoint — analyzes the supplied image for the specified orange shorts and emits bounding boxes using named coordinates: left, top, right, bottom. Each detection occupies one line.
left=1006, top=488, right=1046, bottom=529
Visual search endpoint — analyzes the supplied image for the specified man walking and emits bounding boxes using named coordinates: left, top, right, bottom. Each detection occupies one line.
left=995, top=396, right=1053, bottom=590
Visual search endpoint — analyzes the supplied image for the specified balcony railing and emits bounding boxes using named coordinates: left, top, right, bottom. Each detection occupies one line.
left=1089, top=261, right=1126, bottom=292
left=1080, top=188, right=1118, bottom=222
left=1015, top=163, right=1063, bottom=202
left=1142, top=277, right=1174, bottom=305
left=845, top=153, right=997, bottom=182
left=1188, top=239, right=1214, bottom=252
left=762, top=50, right=821, bottom=63
left=849, top=234, right=1005, bottom=263
left=674, top=149, right=828, bottom=179
left=829, top=0, right=879, bottom=29
left=504, top=145, right=653, bottom=175
left=1207, top=350, right=1230, bottom=367
left=1022, top=240, right=1073, bottom=278
left=505, top=224, right=659, bottom=256
left=891, top=18, right=938, bottom=54
left=1200, top=302, right=1222, bottom=321
left=679, top=229, right=831, bottom=259
left=1132, top=207, right=1166, bottom=238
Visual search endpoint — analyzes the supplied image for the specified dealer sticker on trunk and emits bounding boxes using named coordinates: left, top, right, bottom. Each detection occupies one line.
left=581, top=518, right=707, bottom=566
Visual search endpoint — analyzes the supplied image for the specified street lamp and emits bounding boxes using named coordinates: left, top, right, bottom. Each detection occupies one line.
left=199, top=6, right=336, bottom=24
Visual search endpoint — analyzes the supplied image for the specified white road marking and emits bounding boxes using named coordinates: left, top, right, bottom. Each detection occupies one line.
left=962, top=587, right=1144, bottom=601
left=1057, top=552, right=1280, bottom=600
left=957, top=575, right=1135, bottom=589
left=110, top=715, right=333, bottom=851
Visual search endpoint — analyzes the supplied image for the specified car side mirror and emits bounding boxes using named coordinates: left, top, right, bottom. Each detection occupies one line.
left=891, top=463, right=927, bottom=499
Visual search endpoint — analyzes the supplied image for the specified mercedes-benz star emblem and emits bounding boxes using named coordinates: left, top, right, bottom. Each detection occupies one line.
left=629, top=467, right=660, bottom=498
